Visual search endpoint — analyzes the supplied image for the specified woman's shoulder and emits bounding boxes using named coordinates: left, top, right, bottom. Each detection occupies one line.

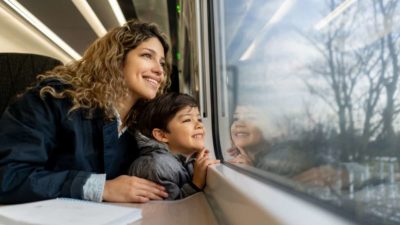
left=5, top=78, right=73, bottom=117
left=16, top=78, right=71, bottom=100
left=34, top=78, right=72, bottom=91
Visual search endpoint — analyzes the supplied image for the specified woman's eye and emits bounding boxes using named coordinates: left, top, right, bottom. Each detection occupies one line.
left=198, top=118, right=202, bottom=123
left=160, top=61, right=166, bottom=67
left=182, top=119, right=191, bottom=123
left=142, top=53, right=152, bottom=59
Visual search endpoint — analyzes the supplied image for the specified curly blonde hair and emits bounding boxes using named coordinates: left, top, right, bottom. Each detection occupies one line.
left=38, top=19, right=170, bottom=121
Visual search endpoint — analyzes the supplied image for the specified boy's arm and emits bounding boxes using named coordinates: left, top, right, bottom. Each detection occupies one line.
left=160, top=179, right=201, bottom=200
left=191, top=148, right=220, bottom=189
left=180, top=182, right=202, bottom=197
left=128, top=154, right=200, bottom=200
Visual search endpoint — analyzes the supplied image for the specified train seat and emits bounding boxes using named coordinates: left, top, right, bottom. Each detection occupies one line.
left=0, top=53, right=62, bottom=115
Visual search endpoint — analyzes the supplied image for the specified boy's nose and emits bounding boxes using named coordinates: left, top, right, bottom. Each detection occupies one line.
left=195, top=122, right=203, bottom=129
left=233, top=120, right=245, bottom=127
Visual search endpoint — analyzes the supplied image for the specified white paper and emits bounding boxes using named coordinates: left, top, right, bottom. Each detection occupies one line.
left=0, top=198, right=141, bottom=225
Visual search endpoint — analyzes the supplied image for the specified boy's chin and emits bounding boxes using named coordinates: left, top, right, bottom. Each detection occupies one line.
left=185, top=147, right=203, bottom=156
left=194, top=145, right=205, bottom=151
left=179, top=144, right=204, bottom=155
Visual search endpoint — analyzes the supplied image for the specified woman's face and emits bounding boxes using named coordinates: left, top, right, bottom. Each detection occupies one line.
left=123, top=37, right=166, bottom=101
left=230, top=106, right=264, bottom=149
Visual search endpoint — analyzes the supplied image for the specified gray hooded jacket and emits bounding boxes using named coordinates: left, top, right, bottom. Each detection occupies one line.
left=128, top=131, right=200, bottom=200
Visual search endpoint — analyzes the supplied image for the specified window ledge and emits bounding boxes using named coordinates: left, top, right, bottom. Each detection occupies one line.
left=204, top=164, right=357, bottom=225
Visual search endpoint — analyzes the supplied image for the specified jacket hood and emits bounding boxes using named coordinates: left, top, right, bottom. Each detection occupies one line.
left=134, top=130, right=169, bottom=155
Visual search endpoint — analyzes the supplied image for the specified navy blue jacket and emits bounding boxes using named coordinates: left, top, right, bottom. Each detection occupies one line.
left=0, top=80, right=138, bottom=203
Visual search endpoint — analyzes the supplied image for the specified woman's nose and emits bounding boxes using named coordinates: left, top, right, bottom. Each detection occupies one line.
left=152, top=61, right=164, bottom=76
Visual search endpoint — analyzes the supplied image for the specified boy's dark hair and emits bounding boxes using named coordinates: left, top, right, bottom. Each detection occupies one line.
left=137, top=92, right=198, bottom=139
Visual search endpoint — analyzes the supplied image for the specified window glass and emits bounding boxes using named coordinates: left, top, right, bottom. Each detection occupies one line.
left=213, top=0, right=400, bottom=223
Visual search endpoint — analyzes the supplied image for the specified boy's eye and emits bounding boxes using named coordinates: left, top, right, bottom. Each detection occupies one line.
left=198, top=118, right=202, bottom=123
left=182, top=119, right=191, bottom=123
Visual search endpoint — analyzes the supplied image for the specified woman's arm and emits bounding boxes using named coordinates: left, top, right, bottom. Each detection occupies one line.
left=0, top=87, right=168, bottom=204
left=0, top=88, right=91, bottom=203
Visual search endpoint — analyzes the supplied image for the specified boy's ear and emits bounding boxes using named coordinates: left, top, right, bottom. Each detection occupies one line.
left=152, top=128, right=169, bottom=143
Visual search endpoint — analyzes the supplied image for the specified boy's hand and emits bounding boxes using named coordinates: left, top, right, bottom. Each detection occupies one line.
left=192, top=148, right=220, bottom=189
left=228, top=153, right=252, bottom=165
left=102, top=175, right=168, bottom=203
left=227, top=147, right=240, bottom=157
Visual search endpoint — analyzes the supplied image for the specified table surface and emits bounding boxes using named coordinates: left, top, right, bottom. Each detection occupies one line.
left=115, top=192, right=219, bottom=225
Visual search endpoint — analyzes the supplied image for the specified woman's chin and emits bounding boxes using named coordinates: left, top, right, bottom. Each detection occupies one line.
left=141, top=92, right=158, bottom=100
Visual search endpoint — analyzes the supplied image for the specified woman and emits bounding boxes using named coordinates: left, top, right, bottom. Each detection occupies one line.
left=0, top=20, right=170, bottom=204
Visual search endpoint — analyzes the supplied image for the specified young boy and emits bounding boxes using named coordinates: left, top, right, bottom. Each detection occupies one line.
left=128, top=92, right=219, bottom=200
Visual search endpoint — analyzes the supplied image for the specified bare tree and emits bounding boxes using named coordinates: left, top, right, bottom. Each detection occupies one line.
left=304, top=0, right=364, bottom=152
left=373, top=0, right=400, bottom=146
left=304, top=0, right=400, bottom=155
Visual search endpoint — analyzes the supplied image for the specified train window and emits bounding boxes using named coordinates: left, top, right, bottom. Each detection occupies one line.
left=210, top=0, right=400, bottom=224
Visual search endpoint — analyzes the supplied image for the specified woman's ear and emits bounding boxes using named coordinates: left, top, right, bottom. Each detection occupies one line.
left=152, top=128, right=169, bottom=143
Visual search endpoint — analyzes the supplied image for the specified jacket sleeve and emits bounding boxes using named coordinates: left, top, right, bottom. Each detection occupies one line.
left=128, top=154, right=200, bottom=200
left=0, top=87, right=91, bottom=204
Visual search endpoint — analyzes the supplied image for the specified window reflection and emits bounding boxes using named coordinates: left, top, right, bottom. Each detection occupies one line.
left=228, top=105, right=313, bottom=177
left=217, top=0, right=400, bottom=223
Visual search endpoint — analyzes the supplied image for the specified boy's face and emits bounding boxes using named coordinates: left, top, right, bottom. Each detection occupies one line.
left=163, top=106, right=205, bottom=155
left=230, top=106, right=263, bottom=149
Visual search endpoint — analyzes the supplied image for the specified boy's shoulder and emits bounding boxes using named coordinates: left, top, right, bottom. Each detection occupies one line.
left=130, top=132, right=189, bottom=180
left=134, top=131, right=183, bottom=164
left=136, top=146, right=184, bottom=170
left=137, top=147, right=178, bottom=164
left=129, top=151, right=188, bottom=182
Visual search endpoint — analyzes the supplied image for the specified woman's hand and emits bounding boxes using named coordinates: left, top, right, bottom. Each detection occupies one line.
left=102, top=175, right=168, bottom=203
left=192, top=148, right=220, bottom=189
